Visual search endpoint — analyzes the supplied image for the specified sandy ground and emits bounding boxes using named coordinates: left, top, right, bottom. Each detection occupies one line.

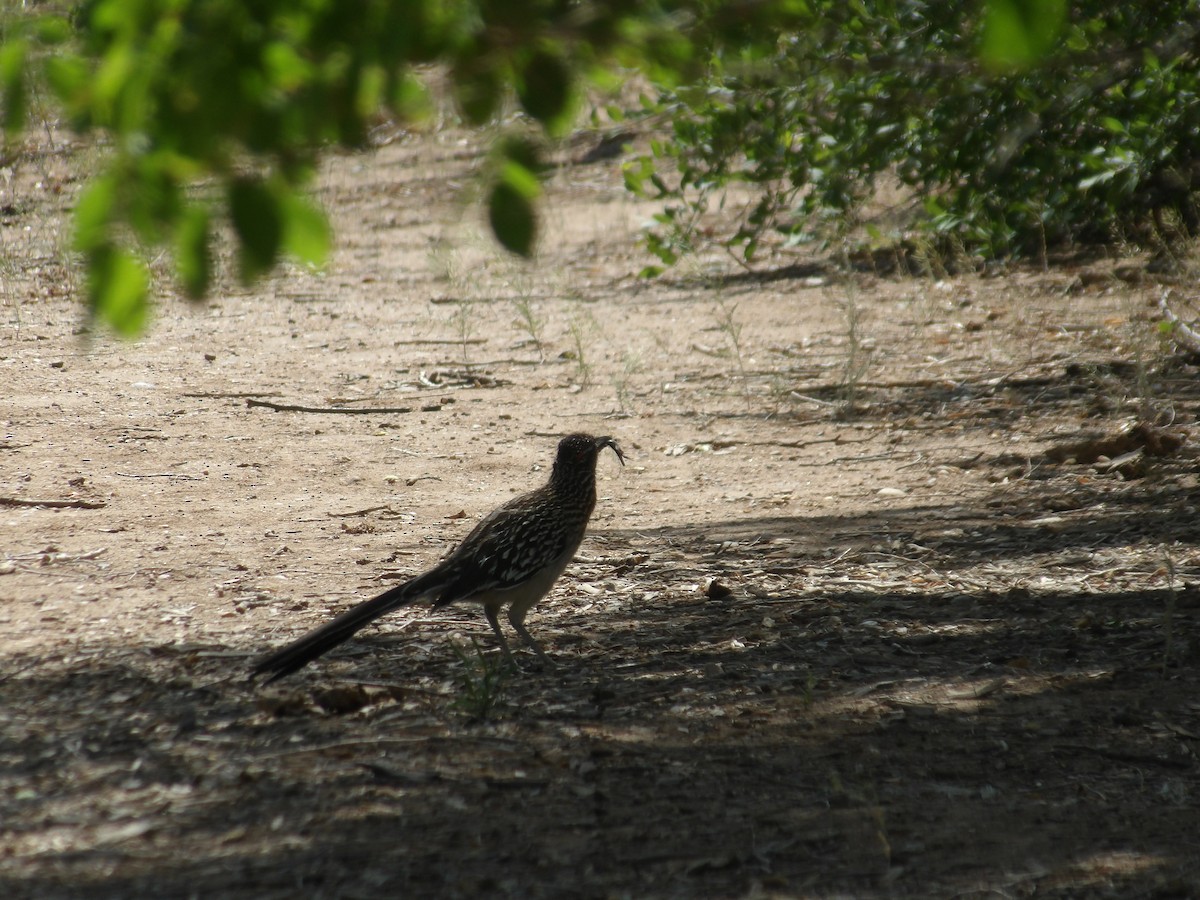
left=2, top=123, right=1199, bottom=898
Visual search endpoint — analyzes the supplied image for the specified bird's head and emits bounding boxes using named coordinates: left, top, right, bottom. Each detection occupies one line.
left=555, top=433, right=626, bottom=470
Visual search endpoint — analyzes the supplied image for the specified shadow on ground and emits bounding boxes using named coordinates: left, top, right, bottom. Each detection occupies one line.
left=4, top=479, right=1198, bottom=898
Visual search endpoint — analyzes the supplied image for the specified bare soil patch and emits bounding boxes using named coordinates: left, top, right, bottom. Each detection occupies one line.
left=2, top=126, right=1199, bottom=898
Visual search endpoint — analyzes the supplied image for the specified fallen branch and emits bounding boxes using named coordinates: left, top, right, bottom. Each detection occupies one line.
left=417, top=370, right=508, bottom=389
left=1158, top=290, right=1200, bottom=354
left=394, top=338, right=487, bottom=345
left=8, top=547, right=107, bottom=562
left=247, top=398, right=422, bottom=414
left=328, top=505, right=391, bottom=518
left=116, top=472, right=204, bottom=480
left=182, top=391, right=284, bottom=399
left=0, top=497, right=106, bottom=509
left=745, top=436, right=875, bottom=449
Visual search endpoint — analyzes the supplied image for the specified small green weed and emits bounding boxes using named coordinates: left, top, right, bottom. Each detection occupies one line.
left=449, top=637, right=511, bottom=720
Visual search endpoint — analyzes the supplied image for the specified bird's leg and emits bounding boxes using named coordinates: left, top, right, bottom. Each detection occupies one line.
left=484, top=604, right=518, bottom=669
left=508, top=605, right=557, bottom=669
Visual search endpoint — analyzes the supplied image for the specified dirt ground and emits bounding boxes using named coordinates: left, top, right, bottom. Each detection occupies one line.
left=2, top=122, right=1200, bottom=899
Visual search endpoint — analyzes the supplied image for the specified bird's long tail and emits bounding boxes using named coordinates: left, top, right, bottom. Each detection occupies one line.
left=251, top=570, right=443, bottom=683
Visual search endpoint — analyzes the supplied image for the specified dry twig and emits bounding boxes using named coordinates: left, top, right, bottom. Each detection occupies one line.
left=1158, top=290, right=1200, bottom=354
left=247, top=398, right=418, bottom=414
left=0, top=497, right=106, bottom=509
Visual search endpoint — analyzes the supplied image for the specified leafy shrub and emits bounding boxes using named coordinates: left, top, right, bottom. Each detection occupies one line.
left=0, top=0, right=720, bottom=332
left=626, top=1, right=1200, bottom=271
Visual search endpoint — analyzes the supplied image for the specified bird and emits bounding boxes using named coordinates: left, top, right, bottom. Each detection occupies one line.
left=251, top=433, right=625, bottom=682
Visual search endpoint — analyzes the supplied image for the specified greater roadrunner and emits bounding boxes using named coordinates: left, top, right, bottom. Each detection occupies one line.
left=252, top=433, right=624, bottom=682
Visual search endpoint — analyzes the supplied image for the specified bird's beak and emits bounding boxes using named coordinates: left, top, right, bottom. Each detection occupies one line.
left=598, top=436, right=626, bottom=465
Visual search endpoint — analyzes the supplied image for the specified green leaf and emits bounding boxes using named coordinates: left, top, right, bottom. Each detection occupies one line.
left=981, top=0, right=1066, bottom=70
left=281, top=191, right=330, bottom=268
left=74, top=174, right=118, bottom=253
left=0, top=39, right=28, bottom=138
left=87, top=243, right=149, bottom=336
left=175, top=205, right=211, bottom=300
left=488, top=177, right=537, bottom=258
left=263, top=41, right=314, bottom=92
left=127, top=157, right=181, bottom=245
left=228, top=177, right=283, bottom=284
left=1079, top=169, right=1116, bottom=189
left=389, top=71, right=432, bottom=122
left=517, top=48, right=573, bottom=132
left=497, top=135, right=544, bottom=174
left=356, top=64, right=387, bottom=118
left=43, top=54, right=90, bottom=114
left=94, top=42, right=136, bottom=116
left=500, top=157, right=542, bottom=198
left=35, top=16, right=73, bottom=45
left=452, top=59, right=502, bottom=126
left=622, top=156, right=658, bottom=195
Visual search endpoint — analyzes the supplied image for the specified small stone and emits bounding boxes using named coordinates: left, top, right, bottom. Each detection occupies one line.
left=705, top=578, right=733, bottom=600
